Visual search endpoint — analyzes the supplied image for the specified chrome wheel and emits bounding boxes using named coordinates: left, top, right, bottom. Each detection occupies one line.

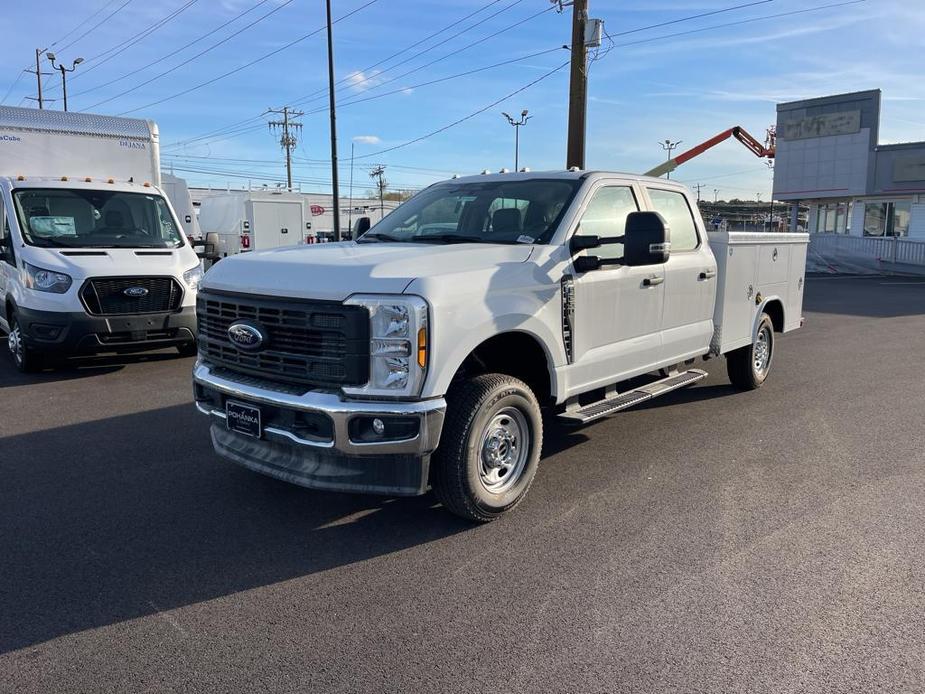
left=478, top=407, right=530, bottom=494
left=7, top=322, right=23, bottom=367
left=753, top=324, right=772, bottom=376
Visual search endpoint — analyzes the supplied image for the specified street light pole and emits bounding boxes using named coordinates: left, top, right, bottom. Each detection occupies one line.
left=324, top=0, right=341, bottom=241
left=502, top=110, right=530, bottom=170
left=46, top=53, right=83, bottom=111
left=658, top=139, right=682, bottom=179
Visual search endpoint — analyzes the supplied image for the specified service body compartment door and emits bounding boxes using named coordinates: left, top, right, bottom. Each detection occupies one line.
left=708, top=232, right=809, bottom=354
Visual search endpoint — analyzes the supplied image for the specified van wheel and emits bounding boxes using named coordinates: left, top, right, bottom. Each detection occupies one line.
left=7, top=312, right=43, bottom=373
left=431, top=373, right=542, bottom=522
left=176, top=342, right=198, bottom=357
left=726, top=312, right=774, bottom=390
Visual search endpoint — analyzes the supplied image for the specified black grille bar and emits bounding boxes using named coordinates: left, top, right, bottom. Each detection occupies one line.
left=196, top=290, right=369, bottom=388
left=80, top=276, right=183, bottom=316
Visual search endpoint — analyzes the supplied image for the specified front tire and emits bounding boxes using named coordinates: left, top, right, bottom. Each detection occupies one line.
left=726, top=312, right=774, bottom=390
left=7, top=312, right=43, bottom=373
left=431, top=373, right=543, bottom=522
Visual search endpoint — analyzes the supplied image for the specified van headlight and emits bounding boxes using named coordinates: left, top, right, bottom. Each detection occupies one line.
left=183, top=264, right=203, bottom=291
left=343, top=295, right=428, bottom=398
left=23, top=262, right=72, bottom=293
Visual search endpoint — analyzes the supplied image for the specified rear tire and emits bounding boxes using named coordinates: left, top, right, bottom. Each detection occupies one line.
left=431, top=373, right=543, bottom=522
left=726, top=312, right=774, bottom=390
left=7, top=312, right=44, bottom=373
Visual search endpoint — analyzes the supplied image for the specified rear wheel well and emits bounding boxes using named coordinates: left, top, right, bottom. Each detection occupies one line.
left=5, top=299, right=13, bottom=324
left=763, top=299, right=784, bottom=332
left=454, top=332, right=552, bottom=405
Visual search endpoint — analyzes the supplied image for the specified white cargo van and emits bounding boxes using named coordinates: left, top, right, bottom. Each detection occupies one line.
left=0, top=106, right=201, bottom=372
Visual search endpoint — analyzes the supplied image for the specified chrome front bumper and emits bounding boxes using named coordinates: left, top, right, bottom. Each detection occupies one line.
left=193, top=361, right=446, bottom=457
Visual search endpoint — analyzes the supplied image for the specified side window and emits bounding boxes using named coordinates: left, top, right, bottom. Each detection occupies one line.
left=0, top=198, right=13, bottom=265
left=647, top=188, right=700, bottom=252
left=575, top=186, right=638, bottom=260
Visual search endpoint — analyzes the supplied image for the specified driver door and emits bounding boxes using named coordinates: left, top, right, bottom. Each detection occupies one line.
left=567, top=183, right=665, bottom=393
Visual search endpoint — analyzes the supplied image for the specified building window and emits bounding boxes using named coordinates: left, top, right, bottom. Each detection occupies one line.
left=864, top=201, right=910, bottom=237
left=815, top=202, right=850, bottom=234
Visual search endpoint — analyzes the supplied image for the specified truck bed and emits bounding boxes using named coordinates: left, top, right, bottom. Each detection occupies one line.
left=707, top=232, right=809, bottom=355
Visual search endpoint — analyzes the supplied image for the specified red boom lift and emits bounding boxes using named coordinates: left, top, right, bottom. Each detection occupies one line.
left=644, top=126, right=776, bottom=178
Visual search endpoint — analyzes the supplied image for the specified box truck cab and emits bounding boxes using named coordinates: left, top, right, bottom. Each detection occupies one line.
left=0, top=106, right=200, bottom=372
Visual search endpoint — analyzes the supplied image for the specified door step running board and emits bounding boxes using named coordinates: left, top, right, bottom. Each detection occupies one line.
left=559, top=369, right=708, bottom=425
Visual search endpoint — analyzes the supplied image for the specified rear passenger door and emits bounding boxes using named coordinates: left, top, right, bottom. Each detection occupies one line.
left=644, top=186, right=715, bottom=362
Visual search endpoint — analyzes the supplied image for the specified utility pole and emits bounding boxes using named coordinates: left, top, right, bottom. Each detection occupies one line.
left=325, top=0, right=342, bottom=240
left=370, top=165, right=387, bottom=219
left=28, top=48, right=50, bottom=109
left=693, top=183, right=704, bottom=202
left=659, top=139, right=682, bottom=179
left=267, top=106, right=304, bottom=191
left=566, top=0, right=588, bottom=169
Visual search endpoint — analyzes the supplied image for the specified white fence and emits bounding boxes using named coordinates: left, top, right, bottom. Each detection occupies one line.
left=808, top=234, right=925, bottom=274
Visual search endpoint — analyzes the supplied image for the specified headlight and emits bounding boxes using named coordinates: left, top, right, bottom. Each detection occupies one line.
left=183, top=264, right=204, bottom=291
left=343, top=295, right=429, bottom=398
left=23, top=262, right=72, bottom=293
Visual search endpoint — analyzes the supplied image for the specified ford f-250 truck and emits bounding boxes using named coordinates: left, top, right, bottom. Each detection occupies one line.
left=193, top=171, right=808, bottom=521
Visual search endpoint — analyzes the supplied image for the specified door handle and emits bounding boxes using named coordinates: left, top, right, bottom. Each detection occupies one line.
left=642, top=276, right=664, bottom=287
left=699, top=269, right=716, bottom=280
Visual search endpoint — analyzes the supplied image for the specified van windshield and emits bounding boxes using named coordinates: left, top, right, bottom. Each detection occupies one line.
left=357, top=178, right=581, bottom=245
left=13, top=188, right=184, bottom=248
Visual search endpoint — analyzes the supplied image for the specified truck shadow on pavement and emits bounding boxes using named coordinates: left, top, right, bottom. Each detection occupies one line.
left=0, top=351, right=186, bottom=388
left=0, top=404, right=473, bottom=653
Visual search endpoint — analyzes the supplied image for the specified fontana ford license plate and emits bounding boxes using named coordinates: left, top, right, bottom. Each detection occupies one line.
left=226, top=400, right=262, bottom=438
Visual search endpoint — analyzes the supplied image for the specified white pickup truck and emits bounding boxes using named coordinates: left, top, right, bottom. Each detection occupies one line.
left=193, top=171, right=807, bottom=521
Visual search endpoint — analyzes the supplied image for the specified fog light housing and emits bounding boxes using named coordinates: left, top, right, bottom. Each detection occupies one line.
left=349, top=416, right=420, bottom=443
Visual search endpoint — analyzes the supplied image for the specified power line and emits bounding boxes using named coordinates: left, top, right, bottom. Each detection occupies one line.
left=608, top=0, right=775, bottom=37
left=614, top=0, right=867, bottom=49
left=162, top=0, right=529, bottom=150
left=295, top=1, right=553, bottom=109
left=84, top=0, right=296, bottom=110
left=49, top=0, right=124, bottom=49
left=114, top=0, right=381, bottom=116
left=71, top=0, right=274, bottom=99
left=54, top=0, right=135, bottom=55
left=357, top=60, right=570, bottom=160
left=68, top=0, right=201, bottom=84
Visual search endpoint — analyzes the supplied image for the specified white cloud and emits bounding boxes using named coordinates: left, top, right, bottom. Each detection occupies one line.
left=353, top=135, right=381, bottom=144
left=345, top=70, right=383, bottom=92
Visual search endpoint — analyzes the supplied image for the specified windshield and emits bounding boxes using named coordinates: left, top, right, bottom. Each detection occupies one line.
left=358, top=178, right=580, bottom=245
left=13, top=188, right=184, bottom=249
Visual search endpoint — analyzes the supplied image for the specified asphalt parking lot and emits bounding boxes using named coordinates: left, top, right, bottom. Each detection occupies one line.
left=1, top=276, right=923, bottom=693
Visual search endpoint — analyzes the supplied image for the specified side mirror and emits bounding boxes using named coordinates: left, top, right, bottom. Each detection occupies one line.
left=569, top=234, right=601, bottom=254
left=624, top=211, right=670, bottom=266
left=354, top=216, right=371, bottom=235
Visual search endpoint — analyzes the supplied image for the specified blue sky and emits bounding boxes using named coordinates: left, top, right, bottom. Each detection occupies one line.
left=1, top=0, right=922, bottom=199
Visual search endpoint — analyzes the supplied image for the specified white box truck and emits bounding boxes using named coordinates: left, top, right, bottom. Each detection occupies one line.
left=0, top=106, right=201, bottom=372
left=192, top=170, right=808, bottom=521
left=161, top=173, right=201, bottom=240
left=197, top=190, right=306, bottom=257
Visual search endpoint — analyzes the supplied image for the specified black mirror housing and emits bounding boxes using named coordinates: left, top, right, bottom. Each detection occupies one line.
left=624, top=211, right=670, bottom=266
left=570, top=234, right=600, bottom=254
left=354, top=216, right=372, bottom=235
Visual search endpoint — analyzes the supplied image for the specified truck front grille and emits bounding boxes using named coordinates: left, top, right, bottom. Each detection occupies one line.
left=81, top=276, right=183, bottom=315
left=196, top=291, right=369, bottom=388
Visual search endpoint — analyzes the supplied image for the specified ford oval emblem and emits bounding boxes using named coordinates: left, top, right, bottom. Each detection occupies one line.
left=227, top=322, right=266, bottom=351
left=123, top=286, right=149, bottom=297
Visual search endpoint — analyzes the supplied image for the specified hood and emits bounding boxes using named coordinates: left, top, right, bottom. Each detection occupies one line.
left=22, top=246, right=199, bottom=279
left=201, top=241, right=535, bottom=301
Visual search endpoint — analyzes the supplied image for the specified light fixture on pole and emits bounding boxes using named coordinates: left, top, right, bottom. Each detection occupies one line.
left=658, top=139, right=682, bottom=179
left=502, top=109, right=531, bottom=171
left=46, top=53, right=83, bottom=112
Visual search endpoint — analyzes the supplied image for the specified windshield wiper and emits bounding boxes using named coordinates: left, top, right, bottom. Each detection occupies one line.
left=414, top=234, right=498, bottom=244
left=357, top=232, right=405, bottom=243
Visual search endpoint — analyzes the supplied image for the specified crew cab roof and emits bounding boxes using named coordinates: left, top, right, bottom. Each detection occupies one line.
left=441, top=169, right=690, bottom=189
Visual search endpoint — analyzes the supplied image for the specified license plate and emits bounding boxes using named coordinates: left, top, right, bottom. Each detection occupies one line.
left=226, top=400, right=262, bottom=438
